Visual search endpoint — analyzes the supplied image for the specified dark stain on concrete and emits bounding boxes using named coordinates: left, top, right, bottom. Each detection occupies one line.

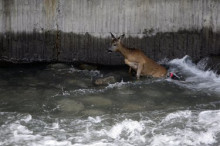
left=0, top=30, right=220, bottom=65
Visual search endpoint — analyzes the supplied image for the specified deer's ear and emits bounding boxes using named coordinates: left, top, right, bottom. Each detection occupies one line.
left=118, top=34, right=125, bottom=40
left=110, top=32, right=115, bottom=39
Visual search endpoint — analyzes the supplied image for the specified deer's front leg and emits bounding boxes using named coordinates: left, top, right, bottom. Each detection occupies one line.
left=124, top=59, right=138, bottom=72
left=136, top=63, right=144, bottom=79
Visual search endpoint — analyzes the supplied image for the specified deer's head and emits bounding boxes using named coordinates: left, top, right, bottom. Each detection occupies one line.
left=108, top=33, right=125, bottom=53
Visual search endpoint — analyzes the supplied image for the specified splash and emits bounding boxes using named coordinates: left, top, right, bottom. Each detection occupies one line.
left=168, top=55, right=220, bottom=92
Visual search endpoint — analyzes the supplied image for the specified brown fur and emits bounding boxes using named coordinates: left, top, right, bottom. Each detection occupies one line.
left=109, top=33, right=167, bottom=79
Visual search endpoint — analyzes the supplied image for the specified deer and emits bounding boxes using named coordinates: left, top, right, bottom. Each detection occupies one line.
left=108, top=33, right=168, bottom=79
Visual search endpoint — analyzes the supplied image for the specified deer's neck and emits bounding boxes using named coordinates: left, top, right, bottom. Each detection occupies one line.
left=117, top=43, right=129, bottom=58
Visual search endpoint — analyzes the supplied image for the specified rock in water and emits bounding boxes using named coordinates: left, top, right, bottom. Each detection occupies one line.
left=82, top=109, right=104, bottom=116
left=57, top=99, right=84, bottom=113
left=81, top=96, right=112, bottom=107
left=0, top=80, right=8, bottom=86
left=79, top=64, right=97, bottom=71
left=94, top=76, right=116, bottom=85
left=49, top=63, right=68, bottom=69
left=122, top=103, right=144, bottom=112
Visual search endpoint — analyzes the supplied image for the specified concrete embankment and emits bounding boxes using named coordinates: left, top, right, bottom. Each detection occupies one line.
left=0, top=0, right=219, bottom=65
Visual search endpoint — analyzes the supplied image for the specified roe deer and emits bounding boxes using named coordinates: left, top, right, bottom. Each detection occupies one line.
left=108, top=33, right=167, bottom=79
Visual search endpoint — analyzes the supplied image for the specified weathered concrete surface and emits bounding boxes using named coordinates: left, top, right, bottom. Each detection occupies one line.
left=0, top=0, right=220, bottom=65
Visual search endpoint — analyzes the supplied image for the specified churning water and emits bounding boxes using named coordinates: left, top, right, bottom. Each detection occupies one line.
left=0, top=56, right=220, bottom=146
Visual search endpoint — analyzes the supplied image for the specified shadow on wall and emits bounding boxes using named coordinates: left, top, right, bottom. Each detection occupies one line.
left=0, top=28, right=219, bottom=65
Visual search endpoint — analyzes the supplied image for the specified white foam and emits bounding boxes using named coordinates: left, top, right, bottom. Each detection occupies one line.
left=70, top=88, right=103, bottom=95
left=71, top=110, right=220, bottom=146
left=106, top=119, right=146, bottom=143
left=69, top=80, right=131, bottom=95
left=198, top=110, right=220, bottom=125
left=150, top=134, right=181, bottom=146
left=67, top=116, right=147, bottom=145
left=162, top=110, right=192, bottom=123
left=51, top=122, right=60, bottom=129
left=0, top=113, right=73, bottom=146
left=72, top=142, right=115, bottom=146
left=150, top=110, right=220, bottom=146
left=88, top=116, right=102, bottom=123
left=35, top=138, right=72, bottom=146
left=168, top=55, right=220, bottom=92
left=20, top=114, right=32, bottom=123
left=62, top=90, right=71, bottom=96
left=169, top=56, right=219, bottom=79
left=105, top=80, right=129, bottom=89
left=1, top=110, right=220, bottom=146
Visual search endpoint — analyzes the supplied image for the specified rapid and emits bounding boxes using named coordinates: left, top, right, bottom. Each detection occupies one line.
left=0, top=56, right=220, bottom=146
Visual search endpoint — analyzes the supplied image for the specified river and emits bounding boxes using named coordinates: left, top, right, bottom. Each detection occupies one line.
left=0, top=56, right=220, bottom=146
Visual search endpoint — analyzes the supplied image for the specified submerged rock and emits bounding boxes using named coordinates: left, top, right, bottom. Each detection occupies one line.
left=20, top=88, right=41, bottom=99
left=49, top=63, right=69, bottom=69
left=81, top=96, right=112, bottom=107
left=82, top=109, right=104, bottom=116
left=0, top=80, right=8, bottom=86
left=65, top=79, right=89, bottom=88
left=142, top=90, right=163, bottom=98
left=93, top=68, right=135, bottom=86
left=94, top=76, right=117, bottom=86
left=42, top=89, right=58, bottom=98
left=79, top=64, right=97, bottom=71
left=117, top=88, right=134, bottom=95
left=57, top=99, right=84, bottom=113
left=122, top=103, right=144, bottom=112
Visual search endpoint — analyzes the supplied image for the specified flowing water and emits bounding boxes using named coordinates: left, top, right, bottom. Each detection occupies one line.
left=0, top=56, right=220, bottom=146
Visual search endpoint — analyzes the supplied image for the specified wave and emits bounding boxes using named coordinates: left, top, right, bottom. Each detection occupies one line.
left=0, top=112, right=72, bottom=146
left=4, top=110, right=220, bottom=146
left=167, top=55, right=220, bottom=92
left=72, top=110, right=220, bottom=146
left=1, top=109, right=220, bottom=146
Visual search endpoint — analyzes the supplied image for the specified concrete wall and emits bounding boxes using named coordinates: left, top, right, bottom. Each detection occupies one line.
left=0, top=0, right=220, bottom=64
